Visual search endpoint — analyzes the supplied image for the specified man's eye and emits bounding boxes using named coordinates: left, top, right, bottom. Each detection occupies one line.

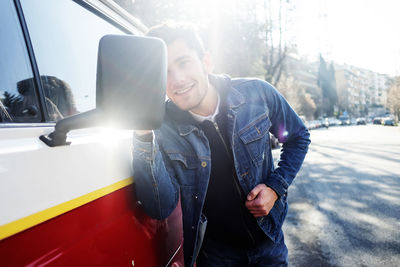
left=179, top=60, right=190, bottom=67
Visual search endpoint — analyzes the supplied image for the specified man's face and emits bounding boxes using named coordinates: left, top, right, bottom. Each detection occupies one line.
left=166, top=39, right=211, bottom=111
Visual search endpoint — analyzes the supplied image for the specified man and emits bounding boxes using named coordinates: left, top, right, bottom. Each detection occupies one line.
left=132, top=24, right=310, bottom=267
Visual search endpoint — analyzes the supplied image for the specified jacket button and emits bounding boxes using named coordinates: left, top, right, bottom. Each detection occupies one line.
left=201, top=161, right=207, bottom=168
left=192, top=226, right=195, bottom=230
left=194, top=195, right=198, bottom=200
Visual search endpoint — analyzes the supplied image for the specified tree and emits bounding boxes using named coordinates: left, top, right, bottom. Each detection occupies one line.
left=318, top=55, right=338, bottom=116
left=115, top=0, right=262, bottom=77
left=387, top=77, right=400, bottom=122
left=114, top=0, right=184, bottom=26
left=278, top=75, right=317, bottom=119
left=115, top=0, right=291, bottom=82
left=262, top=0, right=289, bottom=86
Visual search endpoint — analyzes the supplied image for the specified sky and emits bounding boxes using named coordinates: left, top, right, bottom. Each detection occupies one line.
left=288, top=0, right=400, bottom=76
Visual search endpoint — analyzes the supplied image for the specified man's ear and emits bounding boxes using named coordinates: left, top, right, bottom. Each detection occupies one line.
left=202, top=52, right=214, bottom=74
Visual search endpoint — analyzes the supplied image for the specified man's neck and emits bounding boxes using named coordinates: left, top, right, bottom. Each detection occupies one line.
left=190, top=84, right=218, bottom=117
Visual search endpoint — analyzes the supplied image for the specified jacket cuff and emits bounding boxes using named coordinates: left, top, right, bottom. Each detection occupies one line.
left=265, top=172, right=289, bottom=198
left=133, top=132, right=157, bottom=161
left=134, top=132, right=153, bottom=142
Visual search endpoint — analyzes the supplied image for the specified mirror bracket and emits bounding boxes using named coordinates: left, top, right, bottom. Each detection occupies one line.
left=39, top=109, right=101, bottom=147
left=40, top=131, right=70, bottom=147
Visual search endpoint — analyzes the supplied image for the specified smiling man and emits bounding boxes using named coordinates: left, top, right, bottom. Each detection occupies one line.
left=132, top=24, right=310, bottom=267
left=166, top=38, right=216, bottom=115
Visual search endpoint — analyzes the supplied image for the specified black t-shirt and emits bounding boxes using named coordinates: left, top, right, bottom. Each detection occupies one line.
left=199, top=100, right=267, bottom=249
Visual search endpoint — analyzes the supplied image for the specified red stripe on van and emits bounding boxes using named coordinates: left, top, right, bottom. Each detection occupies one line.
left=0, top=185, right=183, bottom=266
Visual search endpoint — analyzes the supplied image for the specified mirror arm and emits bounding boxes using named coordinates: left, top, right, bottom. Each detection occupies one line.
left=39, top=109, right=102, bottom=147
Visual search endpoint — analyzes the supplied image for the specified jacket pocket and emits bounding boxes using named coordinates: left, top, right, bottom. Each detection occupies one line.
left=166, top=152, right=198, bottom=169
left=166, top=152, right=199, bottom=186
left=262, top=193, right=288, bottom=242
left=239, top=114, right=271, bottom=166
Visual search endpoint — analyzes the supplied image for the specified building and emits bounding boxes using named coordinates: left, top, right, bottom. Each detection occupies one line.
left=335, top=64, right=393, bottom=117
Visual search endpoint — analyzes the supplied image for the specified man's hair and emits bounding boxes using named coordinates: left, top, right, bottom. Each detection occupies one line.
left=146, top=23, right=205, bottom=58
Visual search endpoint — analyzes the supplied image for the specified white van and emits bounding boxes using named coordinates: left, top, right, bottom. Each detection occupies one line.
left=0, top=0, right=183, bottom=266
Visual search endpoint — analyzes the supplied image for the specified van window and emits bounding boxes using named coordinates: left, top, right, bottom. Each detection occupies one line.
left=20, top=0, right=125, bottom=121
left=0, top=0, right=42, bottom=123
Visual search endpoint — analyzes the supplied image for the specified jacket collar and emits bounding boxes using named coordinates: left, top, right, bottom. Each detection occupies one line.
left=208, top=74, right=245, bottom=109
left=227, top=85, right=245, bottom=109
left=165, top=74, right=245, bottom=135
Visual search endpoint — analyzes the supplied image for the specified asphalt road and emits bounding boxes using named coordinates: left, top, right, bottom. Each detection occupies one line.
left=277, top=125, right=400, bottom=267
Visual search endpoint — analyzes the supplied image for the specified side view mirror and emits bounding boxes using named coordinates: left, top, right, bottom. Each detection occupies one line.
left=97, top=35, right=167, bottom=129
left=40, top=35, right=167, bottom=147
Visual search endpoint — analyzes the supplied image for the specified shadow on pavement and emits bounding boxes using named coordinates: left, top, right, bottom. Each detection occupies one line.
left=282, top=141, right=400, bottom=267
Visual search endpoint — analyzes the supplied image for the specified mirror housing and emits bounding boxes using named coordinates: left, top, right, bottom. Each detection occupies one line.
left=40, top=35, right=167, bottom=147
left=96, top=35, right=167, bottom=129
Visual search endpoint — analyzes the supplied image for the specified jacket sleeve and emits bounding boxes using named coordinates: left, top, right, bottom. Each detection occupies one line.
left=132, top=131, right=179, bottom=220
left=260, top=81, right=311, bottom=197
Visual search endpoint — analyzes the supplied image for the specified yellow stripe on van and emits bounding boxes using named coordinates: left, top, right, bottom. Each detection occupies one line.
left=0, top=177, right=133, bottom=240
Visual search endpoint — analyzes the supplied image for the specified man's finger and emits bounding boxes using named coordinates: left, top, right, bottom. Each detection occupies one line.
left=247, top=206, right=266, bottom=213
left=245, top=199, right=263, bottom=209
left=247, top=184, right=266, bottom=201
left=248, top=209, right=264, bottom=214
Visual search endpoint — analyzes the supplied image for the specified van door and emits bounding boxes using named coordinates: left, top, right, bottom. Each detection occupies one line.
left=0, top=0, right=183, bottom=266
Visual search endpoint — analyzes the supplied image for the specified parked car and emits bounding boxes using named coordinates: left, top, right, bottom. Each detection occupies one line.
left=338, top=115, right=350, bottom=126
left=383, top=118, right=396, bottom=126
left=305, top=120, right=316, bottom=130
left=356, top=117, right=367, bottom=125
left=0, top=0, right=183, bottom=266
left=320, top=118, right=329, bottom=128
left=373, top=117, right=383, bottom=124
left=327, top=117, right=340, bottom=126
left=314, top=120, right=322, bottom=128
left=270, top=133, right=280, bottom=149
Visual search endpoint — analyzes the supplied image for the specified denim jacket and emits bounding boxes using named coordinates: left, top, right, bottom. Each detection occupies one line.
left=132, top=75, right=310, bottom=267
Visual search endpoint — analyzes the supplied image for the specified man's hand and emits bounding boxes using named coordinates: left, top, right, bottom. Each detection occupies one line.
left=245, top=184, right=278, bottom=217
